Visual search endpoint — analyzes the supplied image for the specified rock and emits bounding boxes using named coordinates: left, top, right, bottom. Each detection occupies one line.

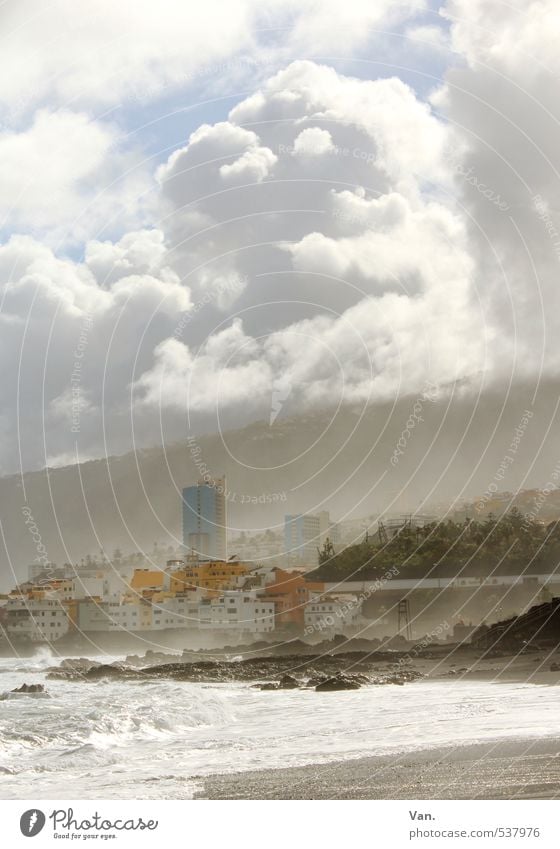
left=315, top=676, right=362, bottom=691
left=47, top=657, right=97, bottom=679
left=278, top=674, right=299, bottom=689
left=60, top=657, right=96, bottom=670
left=85, top=663, right=132, bottom=681
left=11, top=683, right=45, bottom=693
left=254, top=673, right=300, bottom=691
left=1, top=682, right=49, bottom=699
left=550, top=662, right=560, bottom=671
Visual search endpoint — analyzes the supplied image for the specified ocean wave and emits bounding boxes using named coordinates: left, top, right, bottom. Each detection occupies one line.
left=0, top=680, right=233, bottom=761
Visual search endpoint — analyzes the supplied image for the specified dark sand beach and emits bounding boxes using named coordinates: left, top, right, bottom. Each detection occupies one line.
left=194, top=649, right=560, bottom=800
left=195, top=738, right=560, bottom=800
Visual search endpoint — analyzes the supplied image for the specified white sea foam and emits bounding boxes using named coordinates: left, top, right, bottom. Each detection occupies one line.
left=0, top=657, right=558, bottom=799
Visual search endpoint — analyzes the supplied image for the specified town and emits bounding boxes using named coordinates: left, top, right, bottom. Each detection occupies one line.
left=2, top=476, right=560, bottom=650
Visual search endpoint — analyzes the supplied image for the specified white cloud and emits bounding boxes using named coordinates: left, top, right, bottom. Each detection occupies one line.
left=133, top=59, right=485, bottom=424
left=229, top=61, right=450, bottom=186
left=85, top=230, right=172, bottom=286
left=281, top=0, right=426, bottom=54
left=286, top=192, right=471, bottom=295
left=0, top=0, right=423, bottom=119
left=0, top=231, right=191, bottom=472
left=0, top=109, right=152, bottom=243
left=441, top=0, right=560, bottom=76
left=153, top=60, right=455, bottom=314
left=434, top=0, right=560, bottom=377
left=219, top=145, right=278, bottom=184
left=292, top=127, right=336, bottom=157
left=2, top=1, right=560, bottom=475
left=0, top=0, right=255, bottom=116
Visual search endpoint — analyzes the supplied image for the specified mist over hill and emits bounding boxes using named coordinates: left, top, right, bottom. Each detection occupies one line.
left=1, top=378, right=559, bottom=590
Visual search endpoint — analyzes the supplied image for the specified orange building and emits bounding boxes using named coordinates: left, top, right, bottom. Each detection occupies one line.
left=259, top=568, right=324, bottom=628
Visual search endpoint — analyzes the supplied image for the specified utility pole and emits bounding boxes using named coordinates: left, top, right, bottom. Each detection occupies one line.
left=397, top=598, right=412, bottom=641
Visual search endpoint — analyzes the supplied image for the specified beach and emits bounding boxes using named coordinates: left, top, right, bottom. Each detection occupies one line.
left=2, top=649, right=560, bottom=800
left=195, top=738, right=560, bottom=800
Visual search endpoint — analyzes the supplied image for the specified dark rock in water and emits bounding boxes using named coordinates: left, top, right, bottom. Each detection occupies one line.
left=2, top=682, right=50, bottom=698
left=550, top=662, right=560, bottom=671
left=255, top=673, right=300, bottom=691
left=84, top=663, right=133, bottom=681
left=278, top=674, right=299, bottom=689
left=315, top=676, right=362, bottom=691
left=47, top=657, right=98, bottom=679
left=48, top=661, right=132, bottom=682
left=45, top=649, right=425, bottom=687
left=12, top=683, right=45, bottom=693
left=59, top=657, right=96, bottom=670
left=134, top=650, right=179, bottom=667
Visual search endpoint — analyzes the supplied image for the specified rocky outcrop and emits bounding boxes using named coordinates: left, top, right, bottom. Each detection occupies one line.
left=0, top=682, right=49, bottom=699
left=47, top=650, right=425, bottom=690
left=12, top=682, right=45, bottom=693
left=315, top=676, right=363, bottom=691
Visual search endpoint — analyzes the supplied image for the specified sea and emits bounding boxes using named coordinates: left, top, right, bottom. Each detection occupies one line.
left=1, top=651, right=559, bottom=799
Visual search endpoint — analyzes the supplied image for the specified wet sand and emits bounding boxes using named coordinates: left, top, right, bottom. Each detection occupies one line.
left=195, top=738, right=560, bottom=799
left=194, top=651, right=560, bottom=799
left=407, top=649, right=560, bottom=687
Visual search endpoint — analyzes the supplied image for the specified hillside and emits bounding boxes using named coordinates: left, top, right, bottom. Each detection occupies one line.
left=2, top=379, right=560, bottom=590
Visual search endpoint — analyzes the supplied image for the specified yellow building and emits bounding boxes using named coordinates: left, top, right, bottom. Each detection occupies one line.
left=169, top=561, right=250, bottom=596
left=129, top=569, right=166, bottom=596
left=64, top=599, right=79, bottom=628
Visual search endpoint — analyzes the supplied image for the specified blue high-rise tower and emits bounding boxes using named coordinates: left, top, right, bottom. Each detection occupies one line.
left=182, top=477, right=227, bottom=561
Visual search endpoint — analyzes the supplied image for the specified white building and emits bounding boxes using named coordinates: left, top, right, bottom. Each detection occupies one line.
left=198, top=591, right=275, bottom=634
left=70, top=576, right=112, bottom=600
left=77, top=600, right=114, bottom=632
left=78, top=600, right=151, bottom=632
left=304, top=594, right=364, bottom=636
left=151, top=596, right=200, bottom=630
left=4, top=597, right=69, bottom=643
left=77, top=596, right=202, bottom=633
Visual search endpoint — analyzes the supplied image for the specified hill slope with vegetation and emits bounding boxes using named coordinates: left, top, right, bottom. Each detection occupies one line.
left=311, top=511, right=560, bottom=582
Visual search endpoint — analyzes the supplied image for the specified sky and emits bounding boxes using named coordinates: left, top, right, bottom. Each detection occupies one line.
left=0, top=0, right=559, bottom=477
